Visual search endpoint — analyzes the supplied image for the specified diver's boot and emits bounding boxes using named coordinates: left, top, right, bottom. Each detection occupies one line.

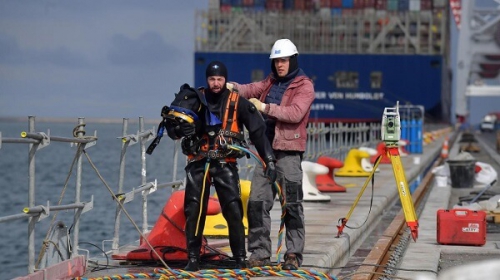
left=184, top=255, right=200, bottom=271
left=234, top=256, right=247, bottom=269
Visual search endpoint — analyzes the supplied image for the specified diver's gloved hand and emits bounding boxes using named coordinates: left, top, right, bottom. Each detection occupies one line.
left=265, top=161, right=277, bottom=185
left=161, top=106, right=169, bottom=118
left=177, top=122, right=196, bottom=137
left=181, top=137, right=200, bottom=156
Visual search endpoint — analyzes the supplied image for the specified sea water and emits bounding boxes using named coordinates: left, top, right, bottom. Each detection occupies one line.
left=0, top=120, right=186, bottom=279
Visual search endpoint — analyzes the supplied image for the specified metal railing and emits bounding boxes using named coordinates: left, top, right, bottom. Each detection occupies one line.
left=0, top=116, right=184, bottom=275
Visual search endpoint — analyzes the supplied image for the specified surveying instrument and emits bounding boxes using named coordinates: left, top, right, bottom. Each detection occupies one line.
left=337, top=101, right=419, bottom=241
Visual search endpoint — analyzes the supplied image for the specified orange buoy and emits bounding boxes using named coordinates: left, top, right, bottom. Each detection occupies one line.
left=115, top=190, right=226, bottom=262
left=316, top=156, right=346, bottom=192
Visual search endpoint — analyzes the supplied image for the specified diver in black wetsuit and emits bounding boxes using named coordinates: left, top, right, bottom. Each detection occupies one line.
left=165, top=61, right=277, bottom=271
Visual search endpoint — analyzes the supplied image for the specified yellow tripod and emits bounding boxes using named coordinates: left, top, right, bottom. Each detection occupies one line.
left=336, top=103, right=418, bottom=241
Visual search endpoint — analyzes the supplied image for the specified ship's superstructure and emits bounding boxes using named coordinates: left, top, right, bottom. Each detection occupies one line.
left=194, top=0, right=451, bottom=122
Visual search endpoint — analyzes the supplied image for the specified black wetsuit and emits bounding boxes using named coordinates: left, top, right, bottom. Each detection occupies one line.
left=168, top=87, right=275, bottom=267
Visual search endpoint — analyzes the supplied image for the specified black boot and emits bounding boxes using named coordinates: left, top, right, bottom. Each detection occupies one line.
left=235, top=256, right=247, bottom=269
left=184, top=256, right=200, bottom=271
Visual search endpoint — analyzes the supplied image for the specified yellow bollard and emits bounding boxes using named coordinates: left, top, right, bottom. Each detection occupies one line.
left=335, top=148, right=371, bottom=177
left=203, top=180, right=251, bottom=237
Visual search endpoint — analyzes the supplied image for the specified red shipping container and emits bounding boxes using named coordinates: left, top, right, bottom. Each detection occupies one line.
left=297, top=0, right=314, bottom=11
left=320, top=0, right=331, bottom=8
left=437, top=209, right=486, bottom=246
left=331, top=0, right=343, bottom=8
left=364, top=0, right=375, bottom=8
left=266, top=0, right=283, bottom=11
left=354, top=0, right=364, bottom=8
left=243, top=0, right=254, bottom=6
left=420, top=0, right=432, bottom=10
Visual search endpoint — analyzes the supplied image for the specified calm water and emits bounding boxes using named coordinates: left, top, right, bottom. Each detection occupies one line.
left=0, top=120, right=187, bottom=279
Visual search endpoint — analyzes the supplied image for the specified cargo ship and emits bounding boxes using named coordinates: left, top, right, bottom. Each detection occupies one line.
left=193, top=0, right=451, bottom=123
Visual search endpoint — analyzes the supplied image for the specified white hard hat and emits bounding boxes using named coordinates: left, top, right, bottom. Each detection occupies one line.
left=269, top=39, right=298, bottom=59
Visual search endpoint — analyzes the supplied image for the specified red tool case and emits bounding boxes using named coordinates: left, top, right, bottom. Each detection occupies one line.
left=437, top=209, right=486, bottom=246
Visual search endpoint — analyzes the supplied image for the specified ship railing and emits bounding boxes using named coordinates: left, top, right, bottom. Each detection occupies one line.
left=0, top=116, right=98, bottom=274
left=108, top=117, right=184, bottom=252
left=0, top=116, right=184, bottom=275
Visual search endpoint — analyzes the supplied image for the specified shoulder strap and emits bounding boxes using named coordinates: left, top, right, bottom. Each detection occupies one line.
left=221, top=90, right=244, bottom=140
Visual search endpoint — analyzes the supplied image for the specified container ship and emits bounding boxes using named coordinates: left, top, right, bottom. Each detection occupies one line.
left=193, top=0, right=451, bottom=123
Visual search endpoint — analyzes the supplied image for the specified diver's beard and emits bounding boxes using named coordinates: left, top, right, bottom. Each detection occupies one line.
left=210, top=85, right=226, bottom=94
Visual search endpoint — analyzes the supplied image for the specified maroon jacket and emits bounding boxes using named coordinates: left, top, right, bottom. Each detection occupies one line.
left=233, top=73, right=315, bottom=152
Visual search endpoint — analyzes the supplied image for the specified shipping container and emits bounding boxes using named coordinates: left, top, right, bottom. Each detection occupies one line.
left=320, top=0, right=331, bottom=8
left=409, top=0, right=421, bottom=11
left=342, top=0, right=354, bottom=8
left=375, top=0, right=387, bottom=10
left=231, top=0, right=243, bottom=6
left=420, top=0, right=432, bottom=10
left=364, top=0, right=375, bottom=8
left=254, top=0, right=265, bottom=7
left=387, top=0, right=398, bottom=11
left=354, top=0, right=364, bottom=9
left=331, top=0, right=343, bottom=8
left=242, top=0, right=254, bottom=7
left=284, top=0, right=295, bottom=10
left=266, top=0, right=283, bottom=11
left=399, top=0, right=409, bottom=11
left=295, top=0, right=315, bottom=11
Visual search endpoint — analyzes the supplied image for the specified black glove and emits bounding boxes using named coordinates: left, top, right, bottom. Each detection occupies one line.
left=265, top=161, right=277, bottom=185
left=177, top=122, right=196, bottom=137
left=181, top=137, right=200, bottom=156
left=161, top=106, right=169, bottom=118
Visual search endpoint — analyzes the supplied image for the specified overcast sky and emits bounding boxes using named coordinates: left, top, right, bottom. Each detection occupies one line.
left=0, top=0, right=208, bottom=120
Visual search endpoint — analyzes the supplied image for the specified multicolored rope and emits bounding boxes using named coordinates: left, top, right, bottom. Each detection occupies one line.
left=76, top=266, right=338, bottom=280
left=156, top=267, right=338, bottom=279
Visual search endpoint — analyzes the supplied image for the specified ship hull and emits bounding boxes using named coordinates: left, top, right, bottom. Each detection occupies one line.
left=195, top=52, right=444, bottom=122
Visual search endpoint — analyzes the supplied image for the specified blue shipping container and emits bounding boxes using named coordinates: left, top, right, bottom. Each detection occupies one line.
left=231, top=0, right=243, bottom=6
left=254, top=0, right=265, bottom=6
left=342, top=0, right=354, bottom=8
left=283, top=0, right=294, bottom=10
left=399, top=0, right=410, bottom=11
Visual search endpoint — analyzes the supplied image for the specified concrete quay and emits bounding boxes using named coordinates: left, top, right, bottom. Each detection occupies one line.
left=219, top=132, right=447, bottom=279
left=229, top=130, right=500, bottom=280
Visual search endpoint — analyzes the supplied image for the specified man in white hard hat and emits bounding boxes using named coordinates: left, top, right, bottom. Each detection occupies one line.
left=229, top=39, right=315, bottom=270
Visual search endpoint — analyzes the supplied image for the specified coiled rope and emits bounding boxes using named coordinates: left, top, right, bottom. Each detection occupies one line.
left=76, top=266, right=338, bottom=280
